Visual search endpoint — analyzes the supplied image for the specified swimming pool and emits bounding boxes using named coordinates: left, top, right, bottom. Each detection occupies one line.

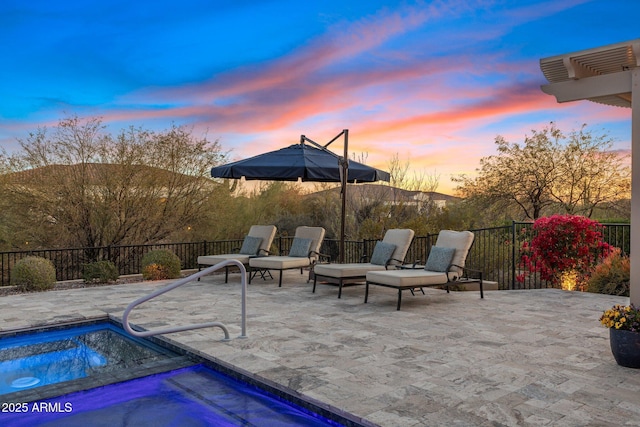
left=0, top=322, right=361, bottom=426
left=0, top=323, right=181, bottom=397
left=2, top=364, right=343, bottom=426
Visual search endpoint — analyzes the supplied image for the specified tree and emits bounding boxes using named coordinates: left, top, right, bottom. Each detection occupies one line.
left=0, top=116, right=228, bottom=255
left=549, top=125, right=630, bottom=217
left=454, top=123, right=630, bottom=220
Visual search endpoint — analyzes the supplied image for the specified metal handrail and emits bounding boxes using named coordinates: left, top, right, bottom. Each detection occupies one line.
left=122, top=259, right=247, bottom=341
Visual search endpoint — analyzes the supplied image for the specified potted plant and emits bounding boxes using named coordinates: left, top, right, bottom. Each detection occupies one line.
left=600, top=304, right=640, bottom=368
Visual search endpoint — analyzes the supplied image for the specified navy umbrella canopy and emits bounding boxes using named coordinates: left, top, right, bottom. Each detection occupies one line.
left=211, top=130, right=391, bottom=263
left=210, top=142, right=390, bottom=183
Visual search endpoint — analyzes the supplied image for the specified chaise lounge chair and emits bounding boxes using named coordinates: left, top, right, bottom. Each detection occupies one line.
left=364, top=230, right=483, bottom=310
left=248, top=226, right=326, bottom=287
left=197, top=225, right=277, bottom=282
left=312, top=228, right=415, bottom=298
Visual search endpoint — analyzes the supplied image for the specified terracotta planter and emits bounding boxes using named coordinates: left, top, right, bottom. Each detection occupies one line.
left=609, top=328, right=640, bottom=368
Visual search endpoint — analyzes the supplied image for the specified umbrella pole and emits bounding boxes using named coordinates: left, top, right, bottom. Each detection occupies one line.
left=340, top=129, right=348, bottom=264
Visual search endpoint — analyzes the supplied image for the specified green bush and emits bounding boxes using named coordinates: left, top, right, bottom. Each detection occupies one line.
left=586, top=249, right=630, bottom=296
left=11, top=256, right=57, bottom=292
left=141, top=249, right=181, bottom=280
left=83, top=261, right=119, bottom=283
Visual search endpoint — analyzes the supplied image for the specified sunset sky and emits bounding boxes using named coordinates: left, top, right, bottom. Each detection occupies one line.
left=1, top=0, right=637, bottom=194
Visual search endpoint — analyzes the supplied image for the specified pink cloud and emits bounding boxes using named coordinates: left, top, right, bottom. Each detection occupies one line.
left=6, top=0, right=630, bottom=198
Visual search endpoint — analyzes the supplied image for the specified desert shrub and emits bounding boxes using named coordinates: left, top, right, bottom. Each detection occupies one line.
left=141, top=249, right=181, bottom=280
left=11, top=256, right=57, bottom=292
left=83, top=261, right=119, bottom=283
left=586, top=248, right=630, bottom=296
left=517, top=214, right=612, bottom=289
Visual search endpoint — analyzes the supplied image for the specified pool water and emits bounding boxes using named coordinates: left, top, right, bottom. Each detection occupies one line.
left=0, top=323, right=350, bottom=426
left=0, top=339, right=106, bottom=394
left=0, top=323, right=177, bottom=396
left=3, top=365, right=340, bottom=426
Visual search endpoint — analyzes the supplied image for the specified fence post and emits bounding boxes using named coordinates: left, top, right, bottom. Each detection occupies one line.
left=511, top=221, right=517, bottom=290
left=362, top=239, right=367, bottom=261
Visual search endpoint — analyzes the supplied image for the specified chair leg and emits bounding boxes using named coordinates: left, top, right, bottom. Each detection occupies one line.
left=338, top=280, right=343, bottom=299
left=278, top=270, right=283, bottom=287
left=197, top=265, right=201, bottom=281
left=248, top=266, right=253, bottom=284
left=312, top=275, right=317, bottom=293
left=397, top=289, right=402, bottom=311
left=409, top=287, right=425, bottom=296
left=256, top=269, right=272, bottom=280
left=224, top=266, right=229, bottom=283
left=364, top=282, right=369, bottom=303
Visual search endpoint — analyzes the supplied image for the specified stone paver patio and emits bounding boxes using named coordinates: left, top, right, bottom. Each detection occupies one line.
left=0, top=269, right=639, bottom=426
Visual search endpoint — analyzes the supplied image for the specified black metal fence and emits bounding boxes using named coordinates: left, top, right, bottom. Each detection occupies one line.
left=0, top=222, right=630, bottom=290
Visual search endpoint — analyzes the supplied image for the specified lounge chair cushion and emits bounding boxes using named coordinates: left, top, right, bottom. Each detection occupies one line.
left=366, top=269, right=452, bottom=287
left=198, top=253, right=252, bottom=266
left=370, top=241, right=396, bottom=265
left=425, top=246, right=455, bottom=272
left=383, top=229, right=415, bottom=266
left=288, top=237, right=312, bottom=257
left=430, top=230, right=472, bottom=275
left=239, top=236, right=263, bottom=255
left=314, top=262, right=387, bottom=278
left=249, top=256, right=312, bottom=270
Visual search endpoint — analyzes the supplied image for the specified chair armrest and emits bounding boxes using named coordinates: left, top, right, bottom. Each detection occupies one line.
left=257, top=248, right=271, bottom=256
left=396, top=262, right=424, bottom=270
left=446, top=264, right=482, bottom=281
left=385, top=257, right=404, bottom=270
left=310, top=250, right=331, bottom=263
left=459, top=265, right=482, bottom=279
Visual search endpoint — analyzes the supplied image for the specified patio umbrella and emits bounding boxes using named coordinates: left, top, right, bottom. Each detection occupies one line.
left=211, top=130, right=391, bottom=262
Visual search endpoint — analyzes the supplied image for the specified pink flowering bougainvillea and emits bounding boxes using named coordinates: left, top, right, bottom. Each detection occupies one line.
left=517, top=214, right=613, bottom=288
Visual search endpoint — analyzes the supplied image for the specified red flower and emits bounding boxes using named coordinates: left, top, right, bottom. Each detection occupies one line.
left=518, top=215, right=611, bottom=287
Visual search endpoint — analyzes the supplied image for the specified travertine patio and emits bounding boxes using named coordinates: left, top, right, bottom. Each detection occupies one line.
left=1, top=270, right=638, bottom=426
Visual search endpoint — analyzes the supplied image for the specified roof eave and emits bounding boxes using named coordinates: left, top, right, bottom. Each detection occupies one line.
left=540, top=38, right=639, bottom=108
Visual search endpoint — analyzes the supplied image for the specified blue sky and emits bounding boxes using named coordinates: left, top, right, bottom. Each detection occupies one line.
left=1, top=0, right=637, bottom=193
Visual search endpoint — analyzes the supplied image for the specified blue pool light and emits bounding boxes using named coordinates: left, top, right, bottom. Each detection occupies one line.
left=0, top=323, right=172, bottom=396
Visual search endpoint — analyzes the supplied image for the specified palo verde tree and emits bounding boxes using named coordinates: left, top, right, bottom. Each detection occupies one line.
left=453, top=123, right=630, bottom=220
left=0, top=116, right=228, bottom=254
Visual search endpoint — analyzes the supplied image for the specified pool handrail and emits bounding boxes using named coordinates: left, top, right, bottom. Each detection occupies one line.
left=122, top=259, right=247, bottom=341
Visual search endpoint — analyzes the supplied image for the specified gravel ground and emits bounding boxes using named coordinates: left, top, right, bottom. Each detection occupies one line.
left=0, top=277, right=140, bottom=297
left=0, top=270, right=201, bottom=296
